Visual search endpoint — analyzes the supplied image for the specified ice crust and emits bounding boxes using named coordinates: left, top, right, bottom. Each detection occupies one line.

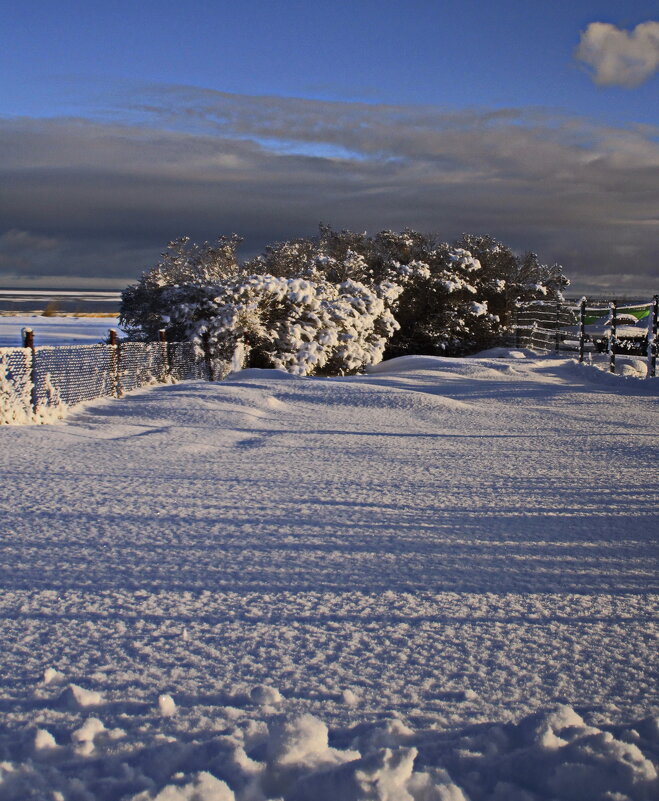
left=0, top=352, right=657, bottom=798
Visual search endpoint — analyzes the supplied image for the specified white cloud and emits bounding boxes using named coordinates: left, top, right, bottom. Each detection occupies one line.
left=575, top=21, right=659, bottom=87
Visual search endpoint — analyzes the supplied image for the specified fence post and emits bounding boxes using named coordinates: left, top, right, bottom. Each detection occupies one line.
left=648, top=294, right=658, bottom=378
left=554, top=302, right=561, bottom=353
left=22, top=328, right=38, bottom=414
left=608, top=300, right=617, bottom=374
left=202, top=331, right=213, bottom=380
left=579, top=297, right=586, bottom=363
left=109, top=329, right=122, bottom=398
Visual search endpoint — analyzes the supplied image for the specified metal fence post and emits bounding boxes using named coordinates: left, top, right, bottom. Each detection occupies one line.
left=579, top=297, right=586, bottom=363
left=608, top=300, right=617, bottom=374
left=648, top=294, right=658, bottom=378
left=22, top=328, right=38, bottom=413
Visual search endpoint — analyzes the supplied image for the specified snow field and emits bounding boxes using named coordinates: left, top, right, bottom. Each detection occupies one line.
left=0, top=315, right=119, bottom=348
left=0, top=353, right=657, bottom=799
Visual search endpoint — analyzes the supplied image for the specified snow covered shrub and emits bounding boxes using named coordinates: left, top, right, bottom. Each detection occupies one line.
left=165, top=273, right=402, bottom=377
left=454, top=233, right=569, bottom=327
left=120, top=234, right=242, bottom=341
left=121, top=226, right=570, bottom=370
left=270, top=226, right=565, bottom=357
left=382, top=234, right=568, bottom=356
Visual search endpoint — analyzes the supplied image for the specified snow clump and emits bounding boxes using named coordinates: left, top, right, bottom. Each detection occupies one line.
left=58, top=683, right=105, bottom=710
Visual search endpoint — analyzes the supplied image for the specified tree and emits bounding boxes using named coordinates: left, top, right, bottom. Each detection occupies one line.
left=454, top=234, right=569, bottom=328
left=120, top=226, right=570, bottom=369
left=120, top=235, right=242, bottom=341
left=162, top=273, right=402, bottom=377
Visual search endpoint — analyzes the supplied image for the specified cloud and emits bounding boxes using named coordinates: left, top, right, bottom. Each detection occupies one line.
left=575, top=21, right=659, bottom=87
left=1, top=88, right=658, bottom=293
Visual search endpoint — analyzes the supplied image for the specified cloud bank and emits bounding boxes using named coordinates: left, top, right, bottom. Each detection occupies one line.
left=575, top=21, right=659, bottom=88
left=1, top=87, right=658, bottom=293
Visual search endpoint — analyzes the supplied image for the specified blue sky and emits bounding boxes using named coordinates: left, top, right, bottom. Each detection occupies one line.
left=3, top=0, right=658, bottom=123
left=1, top=0, right=658, bottom=292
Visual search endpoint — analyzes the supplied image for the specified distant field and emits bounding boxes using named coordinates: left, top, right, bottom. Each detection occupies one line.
left=0, top=314, right=120, bottom=347
left=0, top=289, right=121, bottom=314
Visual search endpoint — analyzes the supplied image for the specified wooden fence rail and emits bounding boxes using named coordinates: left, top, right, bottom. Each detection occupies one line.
left=513, top=295, right=658, bottom=378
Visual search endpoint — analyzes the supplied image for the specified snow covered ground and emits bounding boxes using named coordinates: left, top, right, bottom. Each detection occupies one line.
left=0, top=315, right=119, bottom=347
left=0, top=352, right=657, bottom=800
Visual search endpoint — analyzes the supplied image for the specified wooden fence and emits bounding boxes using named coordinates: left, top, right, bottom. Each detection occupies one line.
left=513, top=295, right=658, bottom=377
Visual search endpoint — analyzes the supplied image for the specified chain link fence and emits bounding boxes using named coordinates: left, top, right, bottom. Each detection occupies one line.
left=1, top=338, right=215, bottom=425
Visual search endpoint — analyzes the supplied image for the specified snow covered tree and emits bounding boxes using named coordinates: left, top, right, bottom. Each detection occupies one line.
left=453, top=234, right=569, bottom=328
left=120, top=226, right=570, bottom=370
left=163, top=273, right=401, bottom=377
left=120, top=235, right=242, bottom=341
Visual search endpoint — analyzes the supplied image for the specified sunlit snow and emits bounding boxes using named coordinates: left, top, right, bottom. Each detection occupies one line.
left=0, top=352, right=657, bottom=799
left=0, top=315, right=119, bottom=347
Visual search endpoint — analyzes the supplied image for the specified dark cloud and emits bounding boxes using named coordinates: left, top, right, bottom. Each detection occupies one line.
left=1, top=89, right=658, bottom=293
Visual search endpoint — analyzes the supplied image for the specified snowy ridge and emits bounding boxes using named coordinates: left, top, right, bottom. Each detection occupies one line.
left=1, top=688, right=657, bottom=800
left=0, top=352, right=657, bottom=799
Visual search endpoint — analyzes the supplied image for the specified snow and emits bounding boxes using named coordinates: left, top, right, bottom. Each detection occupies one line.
left=0, top=315, right=119, bottom=347
left=158, top=694, right=177, bottom=717
left=58, top=684, right=105, bottom=710
left=0, top=352, right=657, bottom=799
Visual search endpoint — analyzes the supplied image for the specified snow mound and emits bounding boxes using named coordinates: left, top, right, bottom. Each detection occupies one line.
left=42, top=667, right=65, bottom=685
left=365, top=355, right=454, bottom=374
left=1, top=705, right=657, bottom=800
left=146, top=772, right=235, bottom=801
left=32, top=729, right=57, bottom=752
left=225, top=368, right=304, bottom=382
left=158, top=694, right=177, bottom=717
left=250, top=684, right=283, bottom=706
left=470, top=347, right=534, bottom=359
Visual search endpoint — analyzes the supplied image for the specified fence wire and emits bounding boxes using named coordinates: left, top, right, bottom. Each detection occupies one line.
left=34, top=345, right=115, bottom=406
left=1, top=340, right=214, bottom=424
left=119, top=342, right=168, bottom=393
left=168, top=341, right=209, bottom=382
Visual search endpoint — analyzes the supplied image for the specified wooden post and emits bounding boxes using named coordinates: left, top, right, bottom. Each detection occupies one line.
left=202, top=331, right=213, bottom=380
left=608, top=300, right=617, bottom=374
left=22, top=328, right=38, bottom=413
left=109, top=329, right=122, bottom=397
left=648, top=294, right=658, bottom=378
left=579, top=297, right=586, bottom=363
left=554, top=302, right=561, bottom=353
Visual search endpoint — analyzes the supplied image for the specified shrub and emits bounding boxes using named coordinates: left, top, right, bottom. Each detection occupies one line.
left=120, top=226, right=569, bottom=372
left=164, top=273, right=402, bottom=377
left=120, top=235, right=242, bottom=341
